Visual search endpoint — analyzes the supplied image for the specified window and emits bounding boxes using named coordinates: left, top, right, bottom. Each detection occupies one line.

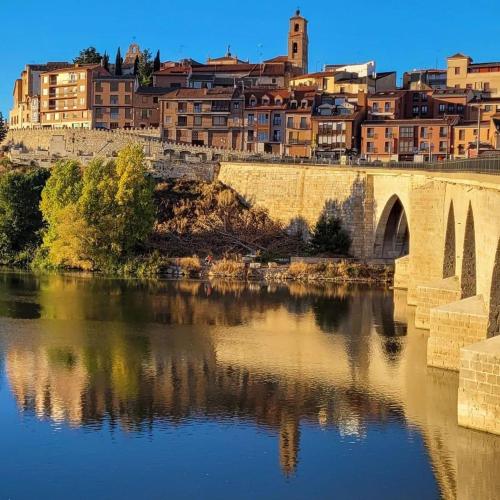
left=439, top=103, right=446, bottom=113
left=275, top=98, right=282, bottom=106
left=94, top=108, right=103, bottom=119
left=485, top=105, right=492, bottom=112
left=273, top=114, right=282, bottom=126
left=273, top=130, right=281, bottom=142
left=43, top=76, right=49, bottom=84
left=287, top=116, right=294, bottom=128
left=384, top=102, right=391, bottom=112
left=249, top=96, right=257, bottom=107
left=400, top=127, right=414, bottom=138
left=367, top=127, right=375, bottom=138
left=412, top=105, right=419, bottom=115
left=194, top=102, right=202, bottom=113
left=247, top=130, right=254, bottom=141
left=95, top=82, right=103, bottom=92
left=372, top=102, right=379, bottom=112
left=262, top=96, right=270, bottom=105
left=247, top=114, right=255, bottom=125
left=79, top=85, right=85, bottom=92
left=366, top=142, right=375, bottom=153
left=257, top=131, right=268, bottom=142
left=125, top=108, right=132, bottom=119
left=484, top=82, right=490, bottom=91
left=384, top=142, right=390, bottom=153
left=447, top=104, right=455, bottom=113
left=194, top=116, right=202, bottom=126
left=421, top=105, right=428, bottom=114
left=421, top=127, right=428, bottom=138
left=233, top=102, right=240, bottom=110
left=125, top=82, right=132, bottom=92
left=258, top=113, right=269, bottom=124
left=110, top=82, right=119, bottom=92
left=292, top=42, right=298, bottom=55
left=294, top=23, right=300, bottom=32
left=153, top=97, right=159, bottom=104
left=457, top=104, right=464, bottom=114
left=459, top=129, right=466, bottom=140
left=110, top=95, right=119, bottom=105
left=125, top=95, right=131, bottom=104
left=164, top=116, right=172, bottom=125
left=212, top=101, right=230, bottom=112
left=385, top=127, right=392, bottom=138
left=439, top=126, right=447, bottom=137
left=299, top=117, right=308, bottom=129
left=178, top=102, right=187, bottom=113
left=95, top=95, right=103, bottom=105
left=212, top=116, right=227, bottom=126
left=454, top=67, right=460, bottom=75
left=110, top=108, right=119, bottom=119
left=177, top=116, right=187, bottom=126
left=439, top=141, right=447, bottom=152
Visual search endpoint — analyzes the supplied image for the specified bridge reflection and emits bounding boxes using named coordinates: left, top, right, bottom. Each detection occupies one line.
left=0, top=274, right=499, bottom=497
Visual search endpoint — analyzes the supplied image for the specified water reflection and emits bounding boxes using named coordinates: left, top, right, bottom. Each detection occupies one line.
left=0, top=272, right=499, bottom=499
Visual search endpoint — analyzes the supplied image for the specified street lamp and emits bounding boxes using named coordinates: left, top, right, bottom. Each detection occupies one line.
left=428, top=127, right=433, bottom=163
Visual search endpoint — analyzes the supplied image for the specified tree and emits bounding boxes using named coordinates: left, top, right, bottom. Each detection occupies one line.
left=0, top=112, right=7, bottom=143
left=101, top=51, right=110, bottom=72
left=133, top=56, right=139, bottom=76
left=114, top=47, right=123, bottom=76
left=39, top=145, right=155, bottom=271
left=137, top=49, right=154, bottom=86
left=309, top=214, right=351, bottom=256
left=0, top=168, right=50, bottom=264
left=153, top=50, right=161, bottom=72
left=73, top=47, right=102, bottom=65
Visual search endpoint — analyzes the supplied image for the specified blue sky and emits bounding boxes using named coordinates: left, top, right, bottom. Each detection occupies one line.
left=1, top=0, right=499, bottom=116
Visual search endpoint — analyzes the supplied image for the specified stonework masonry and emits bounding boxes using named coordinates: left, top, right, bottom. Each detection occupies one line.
left=458, top=335, right=500, bottom=435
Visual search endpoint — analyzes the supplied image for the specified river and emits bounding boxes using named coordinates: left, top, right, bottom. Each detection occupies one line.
left=0, top=272, right=498, bottom=499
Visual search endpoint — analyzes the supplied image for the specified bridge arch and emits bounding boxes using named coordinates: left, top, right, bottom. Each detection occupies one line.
left=373, top=195, right=410, bottom=259
left=461, top=202, right=477, bottom=298
left=443, top=201, right=456, bottom=278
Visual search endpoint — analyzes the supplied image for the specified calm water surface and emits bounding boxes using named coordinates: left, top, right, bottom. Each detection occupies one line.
left=0, top=272, right=499, bottom=499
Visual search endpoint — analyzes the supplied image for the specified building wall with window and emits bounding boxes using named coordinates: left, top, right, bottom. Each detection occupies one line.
left=447, top=54, right=500, bottom=97
left=92, top=76, right=135, bottom=129
left=361, top=118, right=458, bottom=162
left=243, top=90, right=289, bottom=154
left=454, top=122, right=494, bottom=158
left=160, top=88, right=244, bottom=149
left=133, top=87, right=172, bottom=128
left=40, top=64, right=107, bottom=128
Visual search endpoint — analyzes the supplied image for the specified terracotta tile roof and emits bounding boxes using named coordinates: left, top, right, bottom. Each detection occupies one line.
left=163, top=87, right=239, bottom=100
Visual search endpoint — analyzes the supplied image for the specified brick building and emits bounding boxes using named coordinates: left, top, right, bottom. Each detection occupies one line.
left=159, top=87, right=244, bottom=149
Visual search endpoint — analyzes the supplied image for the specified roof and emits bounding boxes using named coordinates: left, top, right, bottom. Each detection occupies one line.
left=469, top=61, right=500, bottom=69
left=41, top=63, right=102, bottom=74
left=264, top=55, right=289, bottom=63
left=94, top=73, right=136, bottom=80
left=291, top=71, right=336, bottom=80
left=432, top=87, right=471, bottom=96
left=376, top=71, right=396, bottom=79
left=136, top=86, right=173, bottom=95
left=368, top=90, right=406, bottom=99
left=163, top=87, right=240, bottom=100
left=448, top=53, right=471, bottom=59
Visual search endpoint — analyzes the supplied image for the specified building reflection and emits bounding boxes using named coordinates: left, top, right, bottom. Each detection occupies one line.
left=1, top=273, right=499, bottom=497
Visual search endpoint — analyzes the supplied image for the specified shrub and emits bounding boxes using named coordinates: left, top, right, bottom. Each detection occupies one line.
left=309, top=215, right=351, bottom=256
left=179, top=256, right=201, bottom=273
left=287, top=261, right=309, bottom=277
left=209, top=258, right=245, bottom=278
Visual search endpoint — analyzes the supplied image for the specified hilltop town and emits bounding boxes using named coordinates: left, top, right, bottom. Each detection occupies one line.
left=5, top=9, right=500, bottom=162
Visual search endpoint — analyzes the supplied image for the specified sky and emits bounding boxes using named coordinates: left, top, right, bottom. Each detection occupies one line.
left=1, top=0, right=499, bottom=116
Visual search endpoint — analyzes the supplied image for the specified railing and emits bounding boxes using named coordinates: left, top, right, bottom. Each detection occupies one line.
left=229, top=156, right=500, bottom=174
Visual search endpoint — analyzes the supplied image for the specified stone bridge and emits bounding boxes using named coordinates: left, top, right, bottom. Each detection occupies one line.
left=218, top=161, right=500, bottom=436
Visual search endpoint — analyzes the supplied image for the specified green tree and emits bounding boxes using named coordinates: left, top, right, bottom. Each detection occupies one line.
left=309, top=214, right=351, bottom=256
left=137, top=49, right=154, bottom=86
left=39, top=145, right=155, bottom=272
left=0, top=112, right=7, bottom=143
left=0, top=168, right=50, bottom=264
left=73, top=47, right=102, bottom=65
left=153, top=50, right=161, bottom=72
left=115, top=47, right=123, bottom=76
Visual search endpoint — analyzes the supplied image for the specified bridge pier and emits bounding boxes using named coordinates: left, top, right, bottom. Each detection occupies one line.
left=427, top=295, right=489, bottom=371
left=458, top=335, right=500, bottom=435
left=415, top=276, right=461, bottom=330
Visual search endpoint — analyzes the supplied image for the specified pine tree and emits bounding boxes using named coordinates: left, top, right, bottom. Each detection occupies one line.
left=0, top=112, right=6, bottom=143
left=309, top=214, right=351, bottom=256
left=101, top=51, right=109, bottom=72
left=153, top=50, right=161, bottom=72
left=115, top=48, right=123, bottom=76
left=73, top=47, right=102, bottom=65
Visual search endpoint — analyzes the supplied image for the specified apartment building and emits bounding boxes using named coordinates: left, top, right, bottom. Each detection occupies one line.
left=312, top=94, right=365, bottom=159
left=159, top=87, right=244, bottom=149
left=92, top=75, right=135, bottom=129
left=447, top=53, right=500, bottom=97
left=243, top=89, right=289, bottom=154
left=133, top=86, right=173, bottom=128
left=9, top=62, right=70, bottom=129
left=40, top=64, right=109, bottom=128
left=403, top=69, right=447, bottom=90
left=284, top=88, right=319, bottom=157
left=453, top=121, right=492, bottom=158
left=361, top=116, right=459, bottom=162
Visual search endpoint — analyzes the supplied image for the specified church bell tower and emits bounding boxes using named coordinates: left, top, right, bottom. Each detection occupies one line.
left=288, top=9, right=308, bottom=75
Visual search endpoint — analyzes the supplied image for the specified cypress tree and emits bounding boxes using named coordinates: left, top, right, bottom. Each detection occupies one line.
left=101, top=51, right=109, bottom=72
left=153, top=50, right=161, bottom=72
left=0, top=112, right=6, bottom=143
left=133, top=55, right=139, bottom=76
left=115, top=47, right=122, bottom=76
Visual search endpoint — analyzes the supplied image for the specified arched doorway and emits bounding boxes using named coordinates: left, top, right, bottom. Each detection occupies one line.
left=461, top=202, right=476, bottom=298
left=443, top=201, right=456, bottom=278
left=488, top=239, right=500, bottom=337
left=374, top=195, right=410, bottom=259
